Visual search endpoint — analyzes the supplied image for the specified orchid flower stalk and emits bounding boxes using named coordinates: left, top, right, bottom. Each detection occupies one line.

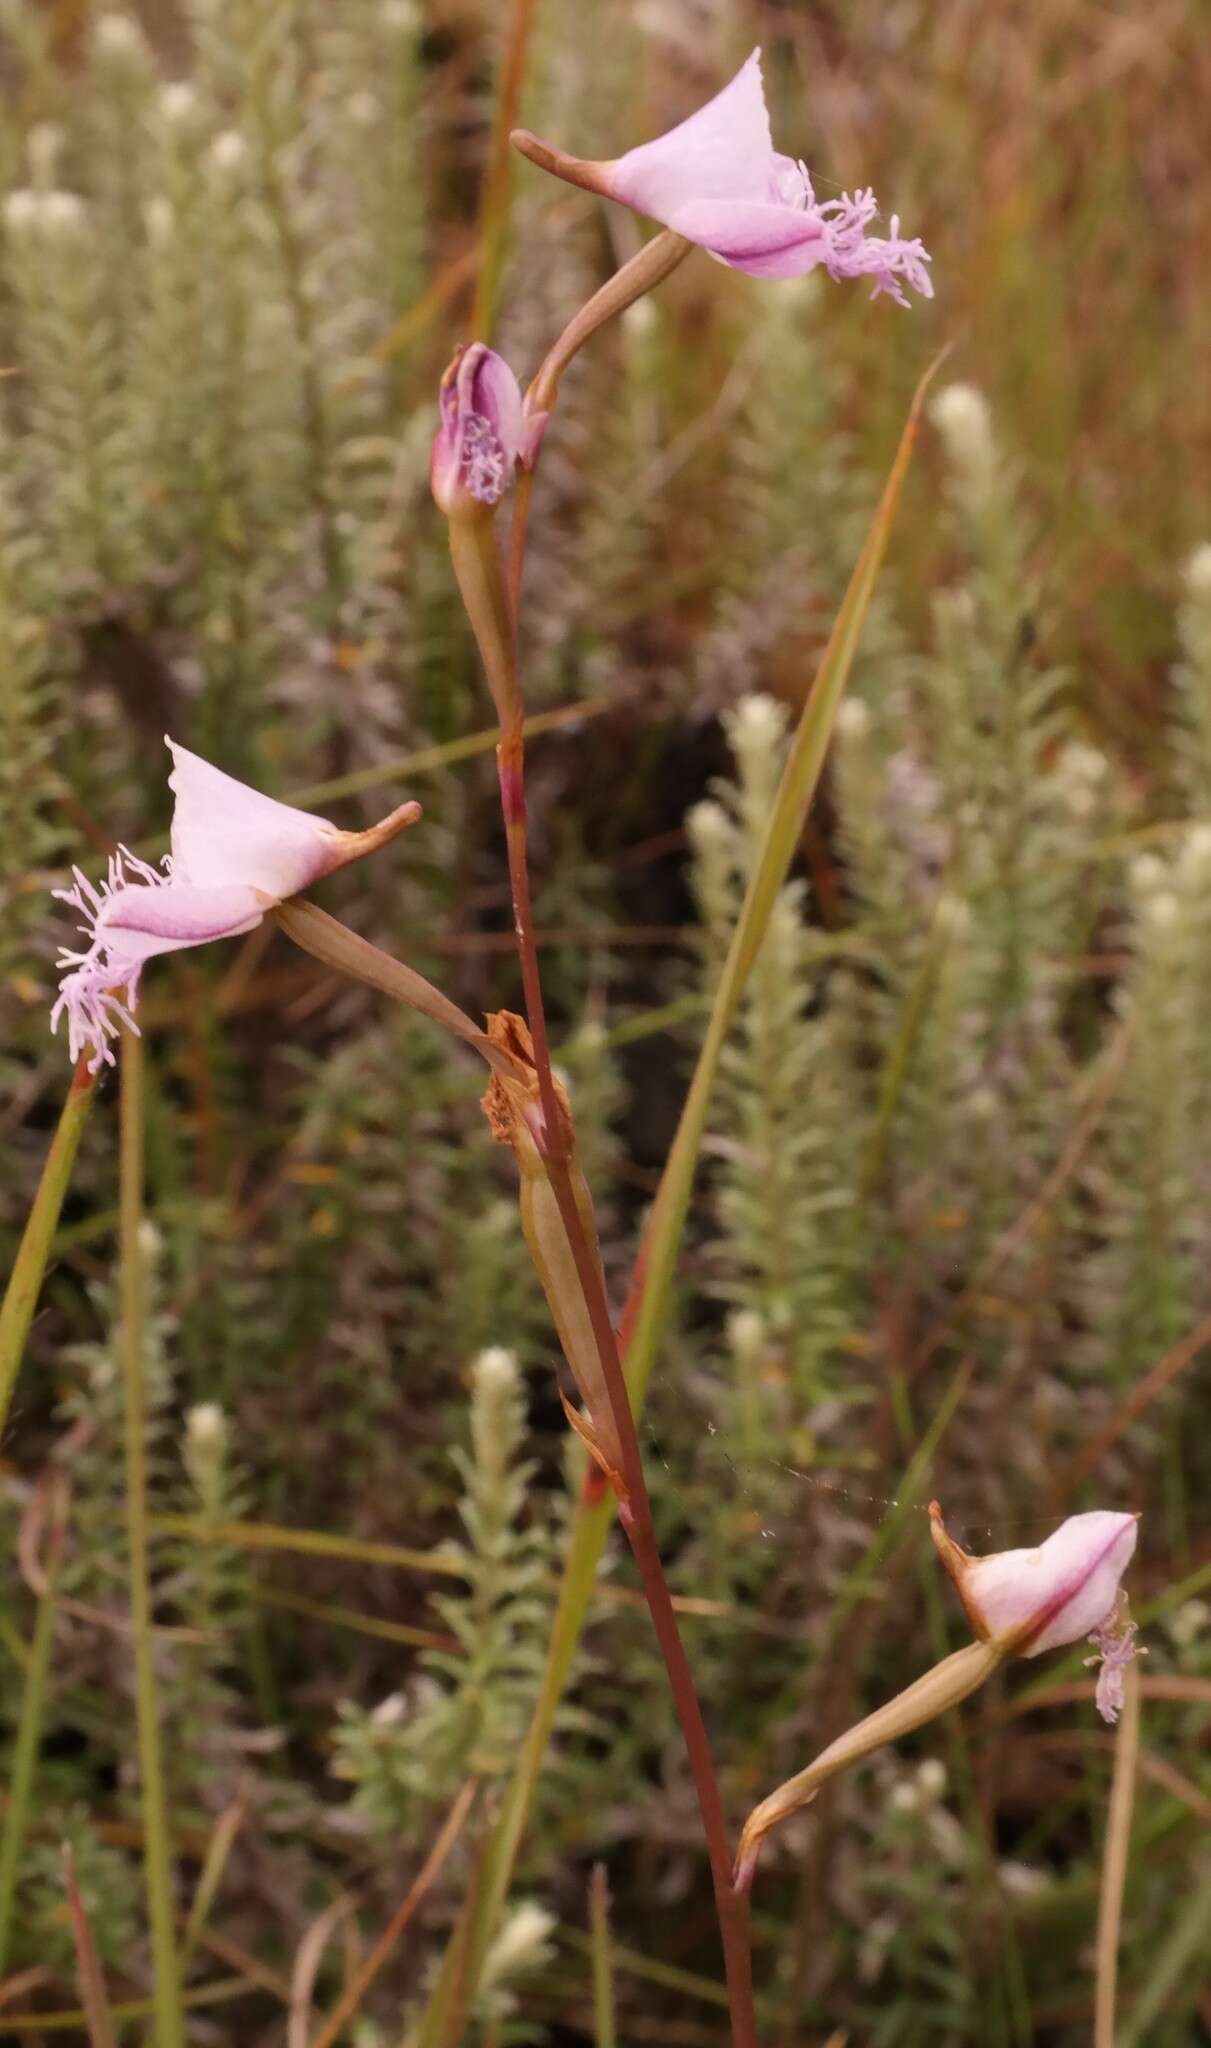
left=432, top=345, right=760, bottom=2048
left=735, top=1506, right=1140, bottom=1891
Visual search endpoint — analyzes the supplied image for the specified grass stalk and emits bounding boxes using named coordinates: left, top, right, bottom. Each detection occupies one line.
left=63, top=1848, right=117, bottom=2048
left=471, top=0, right=538, bottom=340
left=0, top=1484, right=67, bottom=1973
left=1118, top=1856, right=1211, bottom=2048
left=118, top=1027, right=184, bottom=2048
left=0, top=1057, right=98, bottom=1439
left=1094, top=1659, right=1141, bottom=2048
left=589, top=1865, right=615, bottom=2048
left=308, top=1781, right=476, bottom=2048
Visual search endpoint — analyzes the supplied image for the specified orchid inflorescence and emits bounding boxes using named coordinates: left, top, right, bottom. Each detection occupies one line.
left=40, top=42, right=1141, bottom=2046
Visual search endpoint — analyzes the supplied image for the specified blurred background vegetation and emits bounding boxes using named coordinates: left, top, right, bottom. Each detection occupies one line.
left=1, top=0, right=1210, bottom=2041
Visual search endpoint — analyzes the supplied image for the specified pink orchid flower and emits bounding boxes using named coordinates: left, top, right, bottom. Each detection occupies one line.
left=51, top=739, right=420, bottom=1072
left=931, top=1504, right=1139, bottom=1721
left=512, top=48, right=931, bottom=306
left=430, top=344, right=547, bottom=516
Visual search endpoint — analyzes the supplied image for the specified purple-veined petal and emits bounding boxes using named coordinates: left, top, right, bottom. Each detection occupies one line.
left=932, top=1505, right=1139, bottom=1658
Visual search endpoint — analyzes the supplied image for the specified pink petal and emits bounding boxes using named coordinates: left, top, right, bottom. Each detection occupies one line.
left=967, top=1513, right=1139, bottom=1656
left=468, top=348, right=525, bottom=470
left=664, top=197, right=830, bottom=278
left=608, top=48, right=774, bottom=223
left=97, top=879, right=268, bottom=960
left=166, top=739, right=339, bottom=898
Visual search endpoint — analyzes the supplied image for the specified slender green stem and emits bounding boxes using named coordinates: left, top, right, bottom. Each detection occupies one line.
left=1095, top=1660, right=1141, bottom=2048
left=589, top=1865, right=616, bottom=2048
left=507, top=233, right=691, bottom=616
left=1118, top=1858, right=1211, bottom=2048
left=0, top=1484, right=67, bottom=1972
left=0, top=1058, right=98, bottom=1439
left=0, top=1976, right=254, bottom=2035
left=496, top=678, right=757, bottom=2046
left=446, top=429, right=757, bottom=2041
left=119, top=1028, right=184, bottom=2048
left=64, top=1846, right=118, bottom=2048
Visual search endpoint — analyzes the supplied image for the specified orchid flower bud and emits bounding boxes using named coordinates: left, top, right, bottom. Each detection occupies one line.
left=50, top=739, right=421, bottom=1072
left=929, top=1503, right=1138, bottom=1659
left=430, top=344, right=546, bottom=519
left=513, top=48, right=931, bottom=307
left=736, top=1500, right=1141, bottom=1893
left=481, top=1012, right=625, bottom=1487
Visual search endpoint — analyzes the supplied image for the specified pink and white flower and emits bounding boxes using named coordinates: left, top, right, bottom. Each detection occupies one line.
left=931, top=1503, right=1139, bottom=1719
left=430, top=344, right=547, bottom=517
left=51, top=739, right=420, bottom=1071
left=512, top=49, right=932, bottom=306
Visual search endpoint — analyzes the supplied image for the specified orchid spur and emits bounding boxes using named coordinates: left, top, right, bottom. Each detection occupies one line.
left=51, top=739, right=420, bottom=1072
left=512, top=47, right=932, bottom=307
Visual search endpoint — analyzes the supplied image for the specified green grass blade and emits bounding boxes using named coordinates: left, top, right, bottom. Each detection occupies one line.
left=1118, top=1852, right=1211, bottom=2048
left=118, top=1031, right=184, bottom=2048
left=0, top=1484, right=67, bottom=1972
left=589, top=1865, right=616, bottom=2048
left=0, top=1060, right=98, bottom=1439
left=624, top=349, right=947, bottom=1419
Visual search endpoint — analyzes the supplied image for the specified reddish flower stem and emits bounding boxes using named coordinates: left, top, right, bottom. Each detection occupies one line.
left=496, top=719, right=756, bottom=2048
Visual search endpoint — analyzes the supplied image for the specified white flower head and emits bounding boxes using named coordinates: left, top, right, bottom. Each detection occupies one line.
left=158, top=81, right=199, bottom=126
left=1183, top=543, right=1211, bottom=598
left=48, top=190, right=85, bottom=233
left=208, top=130, right=247, bottom=178
left=473, top=1345, right=519, bottom=1397
left=1128, top=851, right=1169, bottom=900
left=727, top=1307, right=766, bottom=1367
left=380, top=0, right=420, bottom=30
left=687, top=798, right=734, bottom=857
left=480, top=1901, right=556, bottom=1992
left=916, top=1757, right=947, bottom=1801
left=931, top=382, right=994, bottom=472
left=1177, top=824, right=1211, bottom=891
left=836, top=696, right=873, bottom=742
left=144, top=195, right=174, bottom=245
left=727, top=691, right=787, bottom=762
left=93, top=12, right=146, bottom=62
left=186, top=1402, right=226, bottom=1453
left=1144, top=889, right=1180, bottom=934
left=3, top=189, right=39, bottom=234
